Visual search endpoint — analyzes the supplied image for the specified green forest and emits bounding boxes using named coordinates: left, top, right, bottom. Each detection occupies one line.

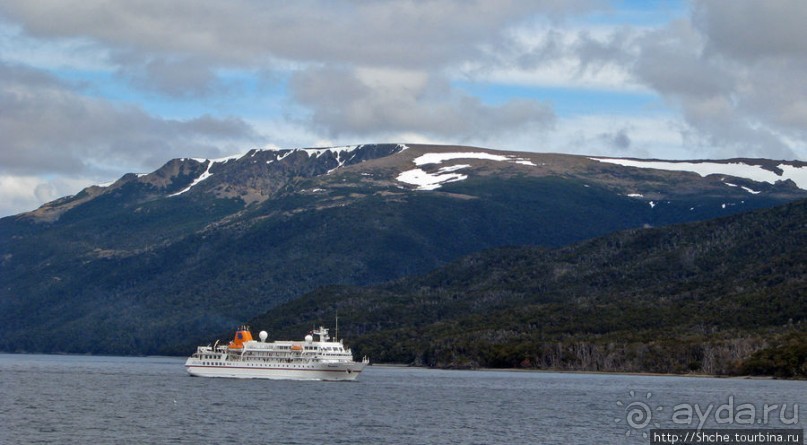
left=250, top=198, right=807, bottom=378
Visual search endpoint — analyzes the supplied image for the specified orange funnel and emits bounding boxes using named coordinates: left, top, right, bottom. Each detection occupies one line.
left=227, top=327, right=253, bottom=349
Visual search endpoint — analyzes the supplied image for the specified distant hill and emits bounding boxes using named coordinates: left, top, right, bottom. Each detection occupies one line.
left=249, top=198, right=807, bottom=377
left=1, top=143, right=805, bottom=356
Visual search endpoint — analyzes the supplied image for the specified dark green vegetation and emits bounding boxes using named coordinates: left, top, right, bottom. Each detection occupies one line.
left=1, top=144, right=805, bottom=364
left=251, top=198, right=807, bottom=377
left=0, top=176, right=689, bottom=355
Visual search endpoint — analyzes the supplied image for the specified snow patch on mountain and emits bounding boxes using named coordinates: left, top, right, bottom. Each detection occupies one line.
left=250, top=144, right=361, bottom=161
left=591, top=158, right=807, bottom=190
left=169, top=161, right=214, bottom=197
left=169, top=154, right=242, bottom=197
left=169, top=144, right=410, bottom=197
left=254, top=143, right=408, bottom=174
left=254, top=143, right=407, bottom=159
left=778, top=165, right=807, bottom=189
left=723, top=181, right=761, bottom=195
left=398, top=152, right=537, bottom=190
left=414, top=152, right=535, bottom=167
left=436, top=164, right=472, bottom=173
left=397, top=168, right=468, bottom=191
left=301, top=145, right=360, bottom=158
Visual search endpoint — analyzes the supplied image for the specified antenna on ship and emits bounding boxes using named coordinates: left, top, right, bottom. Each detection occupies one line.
left=335, top=311, right=339, bottom=342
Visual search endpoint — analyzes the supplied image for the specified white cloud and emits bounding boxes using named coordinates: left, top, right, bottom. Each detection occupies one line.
left=0, top=174, right=98, bottom=217
left=611, top=1, right=807, bottom=160
left=0, top=62, right=259, bottom=177
left=0, top=1, right=600, bottom=78
left=478, top=2, right=807, bottom=160
left=0, top=61, right=261, bottom=216
left=0, top=20, right=111, bottom=72
left=1, top=0, right=807, bottom=217
left=289, top=66, right=556, bottom=141
left=694, top=0, right=807, bottom=62
left=492, top=113, right=689, bottom=159
left=460, top=23, right=647, bottom=92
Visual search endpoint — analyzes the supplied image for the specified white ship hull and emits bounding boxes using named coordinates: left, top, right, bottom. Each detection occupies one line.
left=185, top=361, right=367, bottom=381
left=186, top=325, right=369, bottom=381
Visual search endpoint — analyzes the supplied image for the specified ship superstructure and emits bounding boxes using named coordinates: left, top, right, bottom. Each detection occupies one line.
left=185, top=326, right=369, bottom=380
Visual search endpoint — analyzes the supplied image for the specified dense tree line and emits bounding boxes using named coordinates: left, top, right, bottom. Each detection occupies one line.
left=251, top=198, right=807, bottom=378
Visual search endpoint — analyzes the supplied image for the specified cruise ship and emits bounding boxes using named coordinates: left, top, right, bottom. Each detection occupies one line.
left=185, top=325, right=369, bottom=380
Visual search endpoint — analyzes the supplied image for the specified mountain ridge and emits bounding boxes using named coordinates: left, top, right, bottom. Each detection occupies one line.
left=16, top=143, right=807, bottom=225
left=1, top=143, right=805, bottom=356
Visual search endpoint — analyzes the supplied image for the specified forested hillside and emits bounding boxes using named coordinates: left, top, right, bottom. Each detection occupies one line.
left=250, top=198, right=807, bottom=377
left=2, top=144, right=805, bottom=356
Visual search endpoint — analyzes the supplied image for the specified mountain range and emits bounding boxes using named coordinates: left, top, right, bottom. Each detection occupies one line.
left=1, top=143, right=805, bottom=358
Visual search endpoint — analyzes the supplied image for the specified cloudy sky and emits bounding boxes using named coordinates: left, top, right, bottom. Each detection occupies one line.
left=1, top=0, right=806, bottom=216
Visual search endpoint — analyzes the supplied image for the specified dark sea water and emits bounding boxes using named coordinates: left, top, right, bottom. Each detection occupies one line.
left=1, top=354, right=804, bottom=444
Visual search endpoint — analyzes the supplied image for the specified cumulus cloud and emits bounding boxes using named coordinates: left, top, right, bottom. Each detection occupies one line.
left=629, top=3, right=806, bottom=159
left=467, top=1, right=807, bottom=160
left=694, top=0, right=807, bottom=62
left=488, top=1, right=807, bottom=160
left=460, top=21, right=645, bottom=92
left=695, top=0, right=807, bottom=133
left=0, top=174, right=95, bottom=217
left=0, top=61, right=260, bottom=215
left=0, top=62, right=259, bottom=177
left=290, top=66, right=555, bottom=140
left=115, top=54, right=221, bottom=97
left=0, top=1, right=598, bottom=80
left=0, top=0, right=586, bottom=149
left=3, top=1, right=804, bottom=162
left=1, top=0, right=806, bottom=217
left=600, top=128, right=631, bottom=151
left=632, top=21, right=731, bottom=99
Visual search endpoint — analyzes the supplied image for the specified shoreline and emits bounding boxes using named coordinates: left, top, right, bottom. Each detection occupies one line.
left=0, top=352, right=792, bottom=380
left=369, top=362, right=784, bottom=380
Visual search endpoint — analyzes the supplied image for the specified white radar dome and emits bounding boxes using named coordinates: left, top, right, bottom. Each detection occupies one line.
left=259, top=331, right=268, bottom=342
left=305, top=334, right=313, bottom=343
